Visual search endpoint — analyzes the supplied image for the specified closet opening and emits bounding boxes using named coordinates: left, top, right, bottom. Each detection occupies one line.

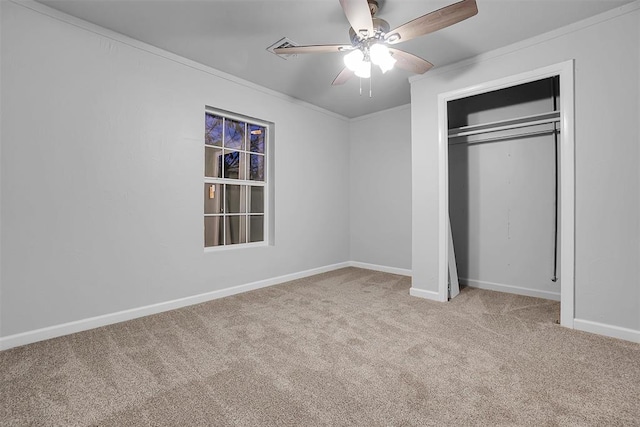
left=437, top=62, right=575, bottom=328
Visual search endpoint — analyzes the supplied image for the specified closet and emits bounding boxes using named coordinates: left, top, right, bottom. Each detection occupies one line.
left=447, top=76, right=561, bottom=301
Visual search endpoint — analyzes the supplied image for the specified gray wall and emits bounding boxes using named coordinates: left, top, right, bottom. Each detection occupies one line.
left=0, top=2, right=350, bottom=337
left=349, top=106, right=412, bottom=271
left=411, top=4, right=640, bottom=332
left=2, top=0, right=638, bottom=343
left=448, top=79, right=560, bottom=300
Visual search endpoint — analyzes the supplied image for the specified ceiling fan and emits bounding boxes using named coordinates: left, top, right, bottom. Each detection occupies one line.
left=274, top=0, right=478, bottom=85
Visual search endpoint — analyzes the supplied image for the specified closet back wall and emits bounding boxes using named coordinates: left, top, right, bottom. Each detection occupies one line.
left=0, top=1, right=350, bottom=339
left=448, top=79, right=560, bottom=300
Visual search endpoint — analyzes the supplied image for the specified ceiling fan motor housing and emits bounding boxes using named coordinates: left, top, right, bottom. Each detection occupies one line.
left=348, top=17, right=391, bottom=46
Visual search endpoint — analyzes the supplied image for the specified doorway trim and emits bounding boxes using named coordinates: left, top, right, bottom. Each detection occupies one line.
left=436, top=60, right=575, bottom=328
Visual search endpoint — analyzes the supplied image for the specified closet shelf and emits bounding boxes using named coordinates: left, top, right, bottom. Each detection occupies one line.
left=448, top=110, right=560, bottom=138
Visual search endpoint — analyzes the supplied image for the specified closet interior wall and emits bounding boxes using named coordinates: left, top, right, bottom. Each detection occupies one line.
left=448, top=77, right=561, bottom=300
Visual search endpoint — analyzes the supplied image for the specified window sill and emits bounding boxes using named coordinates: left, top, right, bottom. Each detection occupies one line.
left=204, top=241, right=269, bottom=253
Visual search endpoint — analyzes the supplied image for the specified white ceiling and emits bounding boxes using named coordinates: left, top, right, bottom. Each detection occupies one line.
left=38, top=0, right=633, bottom=118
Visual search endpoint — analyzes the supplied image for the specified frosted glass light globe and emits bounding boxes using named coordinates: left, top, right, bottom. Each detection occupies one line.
left=370, top=43, right=396, bottom=73
left=354, top=60, right=371, bottom=78
left=378, top=55, right=396, bottom=73
left=344, top=49, right=364, bottom=71
left=370, top=43, right=391, bottom=66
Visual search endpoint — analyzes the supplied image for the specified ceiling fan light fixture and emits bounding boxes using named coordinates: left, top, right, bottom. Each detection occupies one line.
left=369, top=43, right=390, bottom=66
left=378, top=55, right=396, bottom=73
left=344, top=49, right=365, bottom=71
left=354, top=60, right=371, bottom=79
left=370, top=43, right=396, bottom=73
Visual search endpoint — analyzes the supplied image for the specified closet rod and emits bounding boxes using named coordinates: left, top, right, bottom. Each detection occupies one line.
left=449, top=116, right=560, bottom=138
left=448, top=110, right=560, bottom=137
left=449, top=128, right=559, bottom=146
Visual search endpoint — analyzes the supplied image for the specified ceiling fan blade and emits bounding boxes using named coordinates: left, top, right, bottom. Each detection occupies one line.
left=389, top=48, right=434, bottom=74
left=332, top=68, right=355, bottom=85
left=385, top=0, right=478, bottom=45
left=274, top=44, right=353, bottom=55
left=339, top=0, right=374, bottom=39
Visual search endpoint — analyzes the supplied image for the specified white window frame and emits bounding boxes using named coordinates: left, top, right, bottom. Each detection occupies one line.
left=204, top=107, right=269, bottom=251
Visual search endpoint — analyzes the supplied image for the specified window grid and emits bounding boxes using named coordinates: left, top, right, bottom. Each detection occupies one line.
left=204, top=110, right=267, bottom=248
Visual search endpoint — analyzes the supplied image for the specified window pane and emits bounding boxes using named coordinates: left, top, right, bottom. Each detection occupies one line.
left=225, top=184, right=247, bottom=213
left=249, top=186, right=264, bottom=213
left=205, top=146, right=223, bottom=178
left=224, top=119, right=245, bottom=150
left=205, top=114, right=223, bottom=146
left=226, top=215, right=247, bottom=245
left=249, top=125, right=265, bottom=153
left=223, top=150, right=246, bottom=180
left=204, top=183, right=223, bottom=214
left=249, top=154, right=264, bottom=181
left=249, top=215, right=264, bottom=243
left=205, top=216, right=224, bottom=247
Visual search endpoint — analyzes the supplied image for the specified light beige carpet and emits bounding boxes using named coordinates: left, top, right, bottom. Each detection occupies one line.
left=1, top=267, right=638, bottom=426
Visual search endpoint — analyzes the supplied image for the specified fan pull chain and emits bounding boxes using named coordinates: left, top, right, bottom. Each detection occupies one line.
left=357, top=77, right=373, bottom=98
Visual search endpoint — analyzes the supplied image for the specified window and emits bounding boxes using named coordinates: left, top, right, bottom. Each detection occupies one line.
left=204, top=109, right=268, bottom=248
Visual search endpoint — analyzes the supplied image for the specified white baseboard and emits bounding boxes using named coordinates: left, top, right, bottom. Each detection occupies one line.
left=409, top=287, right=444, bottom=302
left=9, top=263, right=634, bottom=350
left=0, top=262, right=350, bottom=351
left=348, top=261, right=411, bottom=277
left=460, top=277, right=561, bottom=301
left=573, top=319, right=640, bottom=343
